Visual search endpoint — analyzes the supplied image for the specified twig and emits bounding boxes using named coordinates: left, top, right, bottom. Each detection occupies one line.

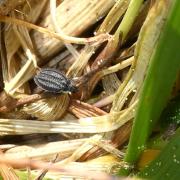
left=0, top=15, right=112, bottom=45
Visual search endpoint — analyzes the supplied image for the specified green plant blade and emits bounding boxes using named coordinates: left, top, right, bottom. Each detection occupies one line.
left=160, top=95, right=180, bottom=127
left=138, top=128, right=180, bottom=180
left=118, top=0, right=180, bottom=175
left=147, top=95, right=180, bottom=150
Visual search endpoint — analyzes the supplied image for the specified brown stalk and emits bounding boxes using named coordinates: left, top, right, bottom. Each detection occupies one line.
left=0, top=92, right=49, bottom=112
left=75, top=37, right=121, bottom=101
left=78, top=121, right=132, bottom=161
left=69, top=100, right=107, bottom=118
left=0, top=91, right=107, bottom=119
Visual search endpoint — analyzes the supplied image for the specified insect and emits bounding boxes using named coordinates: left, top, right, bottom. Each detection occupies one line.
left=34, top=68, right=77, bottom=93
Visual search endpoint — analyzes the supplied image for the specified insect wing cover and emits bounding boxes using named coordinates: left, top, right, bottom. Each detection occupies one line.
left=34, top=68, right=77, bottom=93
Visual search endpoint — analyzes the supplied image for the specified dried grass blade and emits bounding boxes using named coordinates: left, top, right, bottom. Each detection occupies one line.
left=50, top=0, right=79, bottom=60
left=5, top=138, right=89, bottom=161
left=112, top=0, right=169, bottom=112
left=66, top=0, right=129, bottom=77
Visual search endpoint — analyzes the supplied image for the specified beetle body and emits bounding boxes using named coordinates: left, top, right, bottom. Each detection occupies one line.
left=34, top=68, right=77, bottom=93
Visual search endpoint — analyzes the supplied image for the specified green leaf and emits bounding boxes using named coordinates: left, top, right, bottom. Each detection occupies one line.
left=147, top=95, right=180, bottom=150
left=118, top=0, right=180, bottom=175
left=160, top=95, right=180, bottom=127
left=138, top=128, right=180, bottom=180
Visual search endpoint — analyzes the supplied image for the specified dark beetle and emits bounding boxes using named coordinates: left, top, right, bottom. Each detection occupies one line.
left=34, top=68, right=77, bottom=93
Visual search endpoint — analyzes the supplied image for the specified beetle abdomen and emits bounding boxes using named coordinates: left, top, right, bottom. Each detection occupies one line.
left=34, top=68, right=70, bottom=93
